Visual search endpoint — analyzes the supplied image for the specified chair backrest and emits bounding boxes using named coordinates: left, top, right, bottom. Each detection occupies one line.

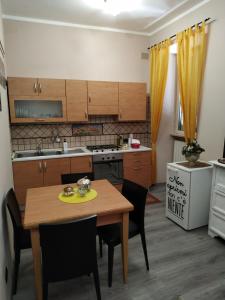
left=61, top=172, right=94, bottom=184
left=5, top=189, right=23, bottom=249
left=122, top=180, right=148, bottom=230
left=39, top=215, right=97, bottom=283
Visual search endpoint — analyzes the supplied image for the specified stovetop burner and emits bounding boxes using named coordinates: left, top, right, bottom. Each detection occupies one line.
left=87, top=144, right=119, bottom=153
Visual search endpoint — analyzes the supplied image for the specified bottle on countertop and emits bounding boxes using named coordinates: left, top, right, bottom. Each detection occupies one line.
left=63, top=138, right=68, bottom=153
left=128, top=133, right=133, bottom=147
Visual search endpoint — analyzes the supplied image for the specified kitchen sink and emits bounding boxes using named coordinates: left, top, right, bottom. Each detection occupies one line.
left=15, top=152, right=41, bottom=158
left=64, top=149, right=85, bottom=154
left=14, top=148, right=86, bottom=159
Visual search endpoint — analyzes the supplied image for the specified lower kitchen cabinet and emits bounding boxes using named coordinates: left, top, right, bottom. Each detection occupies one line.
left=123, top=151, right=152, bottom=188
left=71, top=156, right=92, bottom=173
left=13, top=160, right=44, bottom=206
left=43, top=158, right=70, bottom=186
left=13, top=158, right=70, bottom=205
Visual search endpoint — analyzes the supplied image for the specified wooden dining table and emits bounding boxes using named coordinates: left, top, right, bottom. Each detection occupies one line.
left=24, top=179, right=134, bottom=300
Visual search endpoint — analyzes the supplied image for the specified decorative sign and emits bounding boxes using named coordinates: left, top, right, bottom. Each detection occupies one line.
left=72, top=124, right=102, bottom=136
left=167, top=175, right=187, bottom=220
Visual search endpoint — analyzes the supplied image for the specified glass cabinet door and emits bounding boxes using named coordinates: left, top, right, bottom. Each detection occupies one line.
left=15, top=100, right=63, bottom=119
left=10, top=97, right=67, bottom=123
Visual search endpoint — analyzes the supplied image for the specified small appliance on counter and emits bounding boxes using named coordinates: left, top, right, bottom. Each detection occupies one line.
left=131, top=139, right=141, bottom=149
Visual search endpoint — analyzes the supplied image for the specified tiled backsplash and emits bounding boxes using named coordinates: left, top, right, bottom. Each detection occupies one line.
left=11, top=116, right=150, bottom=151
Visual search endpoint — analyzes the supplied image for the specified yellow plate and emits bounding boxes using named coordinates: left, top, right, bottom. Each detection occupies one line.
left=58, top=188, right=97, bottom=204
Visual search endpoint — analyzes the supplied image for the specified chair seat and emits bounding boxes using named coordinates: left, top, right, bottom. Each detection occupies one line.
left=98, top=220, right=139, bottom=247
left=19, top=229, right=31, bottom=249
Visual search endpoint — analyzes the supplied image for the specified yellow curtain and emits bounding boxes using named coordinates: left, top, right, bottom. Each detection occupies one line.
left=150, top=40, right=170, bottom=184
left=176, top=22, right=207, bottom=143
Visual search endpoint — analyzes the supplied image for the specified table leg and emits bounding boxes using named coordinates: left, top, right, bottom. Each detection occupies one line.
left=121, top=212, right=129, bottom=283
left=31, top=229, right=43, bottom=300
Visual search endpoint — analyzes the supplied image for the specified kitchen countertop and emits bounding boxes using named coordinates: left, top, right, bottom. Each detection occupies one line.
left=12, top=145, right=152, bottom=162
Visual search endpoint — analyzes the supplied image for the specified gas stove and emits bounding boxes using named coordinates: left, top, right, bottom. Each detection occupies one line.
left=87, top=144, right=122, bottom=163
left=86, top=144, right=120, bottom=153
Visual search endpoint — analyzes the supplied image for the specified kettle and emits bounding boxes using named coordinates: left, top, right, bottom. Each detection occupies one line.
left=77, top=176, right=91, bottom=191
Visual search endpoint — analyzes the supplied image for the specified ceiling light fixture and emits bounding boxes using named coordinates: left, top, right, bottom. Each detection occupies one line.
left=84, top=0, right=142, bottom=16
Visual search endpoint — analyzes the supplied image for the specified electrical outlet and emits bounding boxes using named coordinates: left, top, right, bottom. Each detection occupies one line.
left=5, top=266, right=8, bottom=284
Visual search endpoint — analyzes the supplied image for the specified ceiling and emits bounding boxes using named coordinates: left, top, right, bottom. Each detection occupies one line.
left=1, top=0, right=207, bottom=35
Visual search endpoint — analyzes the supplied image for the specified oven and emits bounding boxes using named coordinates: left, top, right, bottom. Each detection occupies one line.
left=92, top=153, right=123, bottom=185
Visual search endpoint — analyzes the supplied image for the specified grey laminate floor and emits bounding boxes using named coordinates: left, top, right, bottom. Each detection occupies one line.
left=14, top=184, right=225, bottom=300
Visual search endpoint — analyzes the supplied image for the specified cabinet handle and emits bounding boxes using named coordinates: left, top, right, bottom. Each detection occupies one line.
left=35, top=119, right=46, bottom=122
left=120, top=113, right=122, bottom=119
left=85, top=111, right=88, bottom=119
left=38, top=161, right=42, bottom=172
left=132, top=167, right=142, bottom=171
left=89, top=97, right=91, bottom=103
left=33, top=82, right=37, bottom=93
left=38, top=82, right=42, bottom=93
left=44, top=161, right=47, bottom=172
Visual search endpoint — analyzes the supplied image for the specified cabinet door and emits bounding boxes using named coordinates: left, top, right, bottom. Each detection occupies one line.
left=13, top=160, right=43, bottom=206
left=43, top=158, right=70, bottom=186
left=66, top=80, right=88, bottom=122
left=123, top=151, right=152, bottom=188
left=38, top=79, right=66, bottom=97
left=88, top=81, right=118, bottom=115
left=119, top=82, right=146, bottom=121
left=9, top=96, right=67, bottom=123
left=8, top=77, right=38, bottom=96
left=71, top=156, right=92, bottom=173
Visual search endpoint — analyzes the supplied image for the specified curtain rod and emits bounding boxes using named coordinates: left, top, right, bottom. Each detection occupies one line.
left=147, top=17, right=212, bottom=50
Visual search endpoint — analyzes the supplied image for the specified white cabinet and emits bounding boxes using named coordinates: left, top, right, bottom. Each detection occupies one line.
left=166, top=162, right=213, bottom=230
left=208, top=161, right=225, bottom=239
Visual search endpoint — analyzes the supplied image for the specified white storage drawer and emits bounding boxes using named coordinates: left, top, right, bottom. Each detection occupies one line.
left=215, top=167, right=225, bottom=187
left=210, top=211, right=225, bottom=240
left=208, top=161, right=225, bottom=239
left=212, top=190, right=225, bottom=214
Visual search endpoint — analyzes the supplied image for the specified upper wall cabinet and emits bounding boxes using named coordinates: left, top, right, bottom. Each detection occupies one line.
left=8, top=77, right=66, bottom=97
left=66, top=80, right=88, bottom=122
left=118, top=82, right=147, bottom=121
left=87, top=81, right=118, bottom=115
left=8, top=77, right=67, bottom=123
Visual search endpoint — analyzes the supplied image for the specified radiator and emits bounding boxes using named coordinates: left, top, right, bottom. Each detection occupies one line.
left=173, top=140, right=185, bottom=162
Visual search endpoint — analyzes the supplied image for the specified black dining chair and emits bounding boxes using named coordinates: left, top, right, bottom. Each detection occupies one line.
left=39, top=215, right=101, bottom=300
left=61, top=172, right=94, bottom=184
left=5, top=188, right=31, bottom=294
left=98, top=179, right=149, bottom=287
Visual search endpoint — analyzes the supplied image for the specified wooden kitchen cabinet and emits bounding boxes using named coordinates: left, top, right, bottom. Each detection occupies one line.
left=37, top=79, right=65, bottom=97
left=13, top=160, right=43, bottom=206
left=118, top=82, right=147, bottom=121
left=9, top=96, right=67, bottom=123
left=43, top=158, right=70, bottom=186
left=8, top=77, right=38, bottom=96
left=66, top=80, right=88, bottom=122
left=123, top=151, right=152, bottom=188
left=13, top=158, right=70, bottom=205
left=8, top=77, right=65, bottom=97
left=8, top=77, right=66, bottom=123
left=88, top=81, right=118, bottom=115
left=71, top=156, right=92, bottom=173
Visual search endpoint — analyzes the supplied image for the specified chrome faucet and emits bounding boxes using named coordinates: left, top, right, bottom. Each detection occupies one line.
left=36, top=140, right=42, bottom=155
left=52, top=127, right=61, bottom=143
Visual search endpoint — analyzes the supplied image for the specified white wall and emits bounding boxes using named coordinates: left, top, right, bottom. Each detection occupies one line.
left=149, top=0, right=225, bottom=182
left=4, top=20, right=149, bottom=83
left=0, top=1, right=13, bottom=299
